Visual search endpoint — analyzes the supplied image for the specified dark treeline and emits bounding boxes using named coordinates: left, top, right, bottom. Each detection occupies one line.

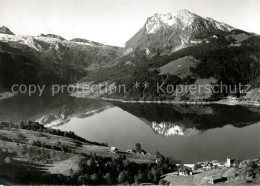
left=190, top=36, right=260, bottom=90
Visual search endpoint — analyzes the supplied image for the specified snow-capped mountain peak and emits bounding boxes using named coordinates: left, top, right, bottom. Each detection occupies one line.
left=145, top=10, right=197, bottom=34
left=125, top=9, right=237, bottom=52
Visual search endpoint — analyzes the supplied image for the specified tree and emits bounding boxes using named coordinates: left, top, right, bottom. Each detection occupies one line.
left=90, top=173, right=99, bottom=183
left=123, top=159, right=130, bottom=167
left=118, top=170, right=127, bottom=183
left=153, top=174, right=159, bottom=183
left=147, top=170, right=154, bottom=182
left=104, top=173, right=112, bottom=184
left=155, top=151, right=161, bottom=158
left=155, top=151, right=165, bottom=163
left=135, top=143, right=142, bottom=153
left=193, top=164, right=200, bottom=170
left=134, top=170, right=146, bottom=183
left=246, top=161, right=257, bottom=180
left=87, top=158, right=96, bottom=168
left=78, top=174, right=91, bottom=184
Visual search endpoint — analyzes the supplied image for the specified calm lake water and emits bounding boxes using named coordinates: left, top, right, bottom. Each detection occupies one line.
left=0, top=92, right=260, bottom=163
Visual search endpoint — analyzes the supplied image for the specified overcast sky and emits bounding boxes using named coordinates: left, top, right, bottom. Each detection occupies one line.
left=0, top=0, right=259, bottom=46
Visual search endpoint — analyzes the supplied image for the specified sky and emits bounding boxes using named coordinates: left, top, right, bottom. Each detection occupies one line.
left=0, top=0, right=259, bottom=47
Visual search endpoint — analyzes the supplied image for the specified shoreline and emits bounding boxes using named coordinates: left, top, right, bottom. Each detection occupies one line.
left=1, top=90, right=259, bottom=107
left=0, top=92, right=16, bottom=101
left=100, top=97, right=260, bottom=106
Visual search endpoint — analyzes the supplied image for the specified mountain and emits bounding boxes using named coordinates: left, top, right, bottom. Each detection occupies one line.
left=86, top=10, right=259, bottom=102
left=0, top=26, right=15, bottom=35
left=0, top=28, right=123, bottom=89
left=0, top=32, right=123, bottom=68
left=125, top=9, right=239, bottom=52
left=40, top=33, right=66, bottom=41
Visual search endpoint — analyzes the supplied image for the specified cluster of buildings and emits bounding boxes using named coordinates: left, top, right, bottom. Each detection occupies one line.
left=195, top=157, right=241, bottom=171
left=175, top=157, right=243, bottom=177
left=109, top=146, right=149, bottom=155
left=162, top=157, right=259, bottom=184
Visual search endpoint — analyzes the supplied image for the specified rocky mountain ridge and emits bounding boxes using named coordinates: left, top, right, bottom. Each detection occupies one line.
left=125, top=9, right=242, bottom=53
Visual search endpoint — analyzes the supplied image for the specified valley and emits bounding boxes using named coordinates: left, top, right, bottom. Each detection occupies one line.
left=0, top=8, right=260, bottom=185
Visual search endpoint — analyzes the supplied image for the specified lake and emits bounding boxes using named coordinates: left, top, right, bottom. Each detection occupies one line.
left=0, top=92, right=259, bottom=163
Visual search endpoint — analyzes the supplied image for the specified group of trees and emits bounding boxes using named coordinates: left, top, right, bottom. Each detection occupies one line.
left=246, top=160, right=260, bottom=183
left=76, top=153, right=176, bottom=184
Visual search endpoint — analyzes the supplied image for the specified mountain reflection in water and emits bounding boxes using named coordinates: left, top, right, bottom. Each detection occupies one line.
left=1, top=93, right=260, bottom=135
left=113, top=102, right=260, bottom=136
left=0, top=92, right=112, bottom=125
left=1, top=93, right=259, bottom=162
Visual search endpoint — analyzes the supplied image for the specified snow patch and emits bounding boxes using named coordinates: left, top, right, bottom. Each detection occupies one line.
left=152, top=122, right=200, bottom=136
left=145, top=10, right=196, bottom=34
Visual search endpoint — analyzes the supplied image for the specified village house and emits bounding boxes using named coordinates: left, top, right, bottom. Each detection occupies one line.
left=178, top=166, right=193, bottom=176
left=196, top=158, right=239, bottom=170
left=225, top=157, right=240, bottom=167
left=176, top=164, right=195, bottom=170
left=109, top=147, right=118, bottom=153
left=126, top=149, right=134, bottom=154
left=195, top=161, right=213, bottom=170
left=212, top=160, right=219, bottom=165
left=204, top=162, right=213, bottom=169
left=155, top=158, right=162, bottom=164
